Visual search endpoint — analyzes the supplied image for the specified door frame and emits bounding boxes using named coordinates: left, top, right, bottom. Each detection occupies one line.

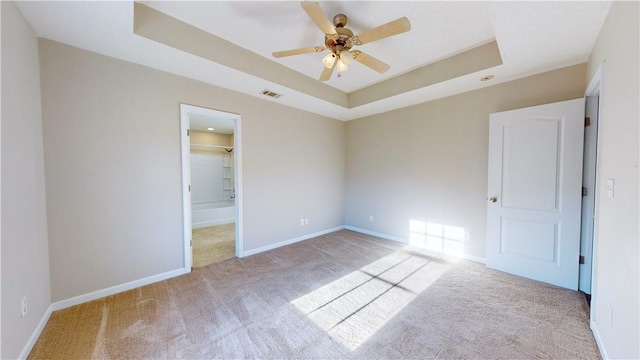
left=180, top=103, right=244, bottom=272
left=584, top=64, right=603, bottom=314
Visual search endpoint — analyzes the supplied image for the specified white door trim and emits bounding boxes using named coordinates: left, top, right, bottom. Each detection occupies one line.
left=180, top=104, right=192, bottom=271
left=233, top=110, right=245, bottom=258
left=179, top=104, right=244, bottom=271
left=584, top=63, right=603, bottom=326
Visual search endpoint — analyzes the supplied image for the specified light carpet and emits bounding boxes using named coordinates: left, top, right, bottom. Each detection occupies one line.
left=192, top=223, right=235, bottom=268
left=28, top=230, right=600, bottom=359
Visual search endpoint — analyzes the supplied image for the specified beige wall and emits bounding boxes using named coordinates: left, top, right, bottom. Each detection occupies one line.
left=243, top=106, right=345, bottom=248
left=39, top=39, right=345, bottom=302
left=7, top=3, right=635, bottom=357
left=586, top=2, right=639, bottom=358
left=190, top=130, right=233, bottom=148
left=345, top=64, right=586, bottom=259
left=1, top=2, right=52, bottom=358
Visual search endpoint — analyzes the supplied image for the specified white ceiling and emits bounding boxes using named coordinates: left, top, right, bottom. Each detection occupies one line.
left=189, top=113, right=234, bottom=134
left=16, top=1, right=612, bottom=121
left=144, top=1, right=497, bottom=93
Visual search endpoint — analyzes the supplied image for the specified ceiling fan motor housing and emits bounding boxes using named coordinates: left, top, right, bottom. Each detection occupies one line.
left=325, top=14, right=353, bottom=53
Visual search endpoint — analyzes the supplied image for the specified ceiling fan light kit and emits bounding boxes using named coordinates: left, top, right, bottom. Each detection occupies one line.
left=322, top=52, right=337, bottom=68
left=339, top=50, right=353, bottom=65
left=336, top=59, right=348, bottom=73
left=272, top=2, right=411, bottom=82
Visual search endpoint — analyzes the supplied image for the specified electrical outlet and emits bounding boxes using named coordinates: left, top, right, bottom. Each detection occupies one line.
left=304, top=218, right=309, bottom=225
left=21, top=296, right=28, bottom=318
left=300, top=219, right=305, bottom=226
left=369, top=215, right=374, bottom=222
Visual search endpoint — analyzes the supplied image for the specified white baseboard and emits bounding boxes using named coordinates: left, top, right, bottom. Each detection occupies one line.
left=345, top=226, right=486, bottom=264
left=19, top=304, right=53, bottom=360
left=21, top=269, right=188, bottom=357
left=461, top=253, right=487, bottom=264
left=192, top=218, right=234, bottom=229
left=591, top=320, right=609, bottom=359
left=240, top=226, right=345, bottom=257
left=19, top=224, right=487, bottom=358
left=51, top=268, right=188, bottom=311
left=344, top=226, right=407, bottom=243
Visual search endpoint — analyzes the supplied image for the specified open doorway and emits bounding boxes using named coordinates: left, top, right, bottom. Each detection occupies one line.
left=180, top=104, right=243, bottom=270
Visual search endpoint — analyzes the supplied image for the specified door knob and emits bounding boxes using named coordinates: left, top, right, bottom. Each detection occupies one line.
left=489, top=197, right=497, bottom=203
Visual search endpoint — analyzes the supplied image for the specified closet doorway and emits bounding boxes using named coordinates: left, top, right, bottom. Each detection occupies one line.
left=180, top=104, right=243, bottom=270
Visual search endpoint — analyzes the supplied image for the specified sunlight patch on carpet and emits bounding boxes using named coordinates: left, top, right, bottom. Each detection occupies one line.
left=292, top=248, right=452, bottom=350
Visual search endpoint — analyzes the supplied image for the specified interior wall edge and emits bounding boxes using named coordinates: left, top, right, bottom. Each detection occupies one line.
left=1, top=1, right=52, bottom=358
left=344, top=226, right=487, bottom=265
left=240, top=225, right=346, bottom=258
left=583, top=1, right=639, bottom=358
left=18, top=305, right=53, bottom=360
left=50, top=268, right=188, bottom=312
left=39, top=225, right=349, bottom=310
left=590, top=320, right=610, bottom=360
left=17, top=267, right=188, bottom=357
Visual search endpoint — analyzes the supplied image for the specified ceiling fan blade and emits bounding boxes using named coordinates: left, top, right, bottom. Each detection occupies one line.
left=272, top=46, right=326, bottom=58
left=301, top=2, right=338, bottom=38
left=319, top=62, right=336, bottom=81
left=352, top=17, right=411, bottom=45
left=352, top=50, right=390, bottom=73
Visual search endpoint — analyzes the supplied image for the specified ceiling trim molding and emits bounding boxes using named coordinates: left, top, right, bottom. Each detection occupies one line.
left=349, top=41, right=502, bottom=108
left=134, top=2, right=503, bottom=112
left=133, top=2, right=349, bottom=108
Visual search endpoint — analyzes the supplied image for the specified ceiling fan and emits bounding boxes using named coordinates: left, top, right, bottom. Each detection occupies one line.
left=272, top=2, right=411, bottom=81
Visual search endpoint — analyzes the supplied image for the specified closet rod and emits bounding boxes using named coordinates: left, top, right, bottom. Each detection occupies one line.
left=190, top=143, right=234, bottom=149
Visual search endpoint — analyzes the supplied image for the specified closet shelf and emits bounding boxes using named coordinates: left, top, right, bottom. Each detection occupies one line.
left=190, top=143, right=234, bottom=150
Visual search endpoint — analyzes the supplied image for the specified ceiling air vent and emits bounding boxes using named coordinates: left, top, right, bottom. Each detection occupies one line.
left=260, top=89, right=282, bottom=98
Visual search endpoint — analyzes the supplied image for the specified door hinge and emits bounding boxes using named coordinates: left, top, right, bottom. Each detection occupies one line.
left=579, top=255, right=585, bottom=264
left=582, top=187, right=588, bottom=197
left=585, top=117, right=591, bottom=127
left=190, top=240, right=192, bottom=247
left=188, top=185, right=191, bottom=192
left=187, top=129, right=190, bottom=136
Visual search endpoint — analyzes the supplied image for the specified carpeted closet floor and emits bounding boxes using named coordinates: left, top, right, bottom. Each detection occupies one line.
left=192, top=223, right=235, bottom=267
left=27, top=230, right=600, bottom=359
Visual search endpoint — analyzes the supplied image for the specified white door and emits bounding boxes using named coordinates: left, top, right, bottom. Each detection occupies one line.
left=486, top=98, right=585, bottom=290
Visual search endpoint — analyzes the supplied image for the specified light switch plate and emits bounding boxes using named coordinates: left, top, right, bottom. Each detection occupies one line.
left=606, top=179, right=615, bottom=199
